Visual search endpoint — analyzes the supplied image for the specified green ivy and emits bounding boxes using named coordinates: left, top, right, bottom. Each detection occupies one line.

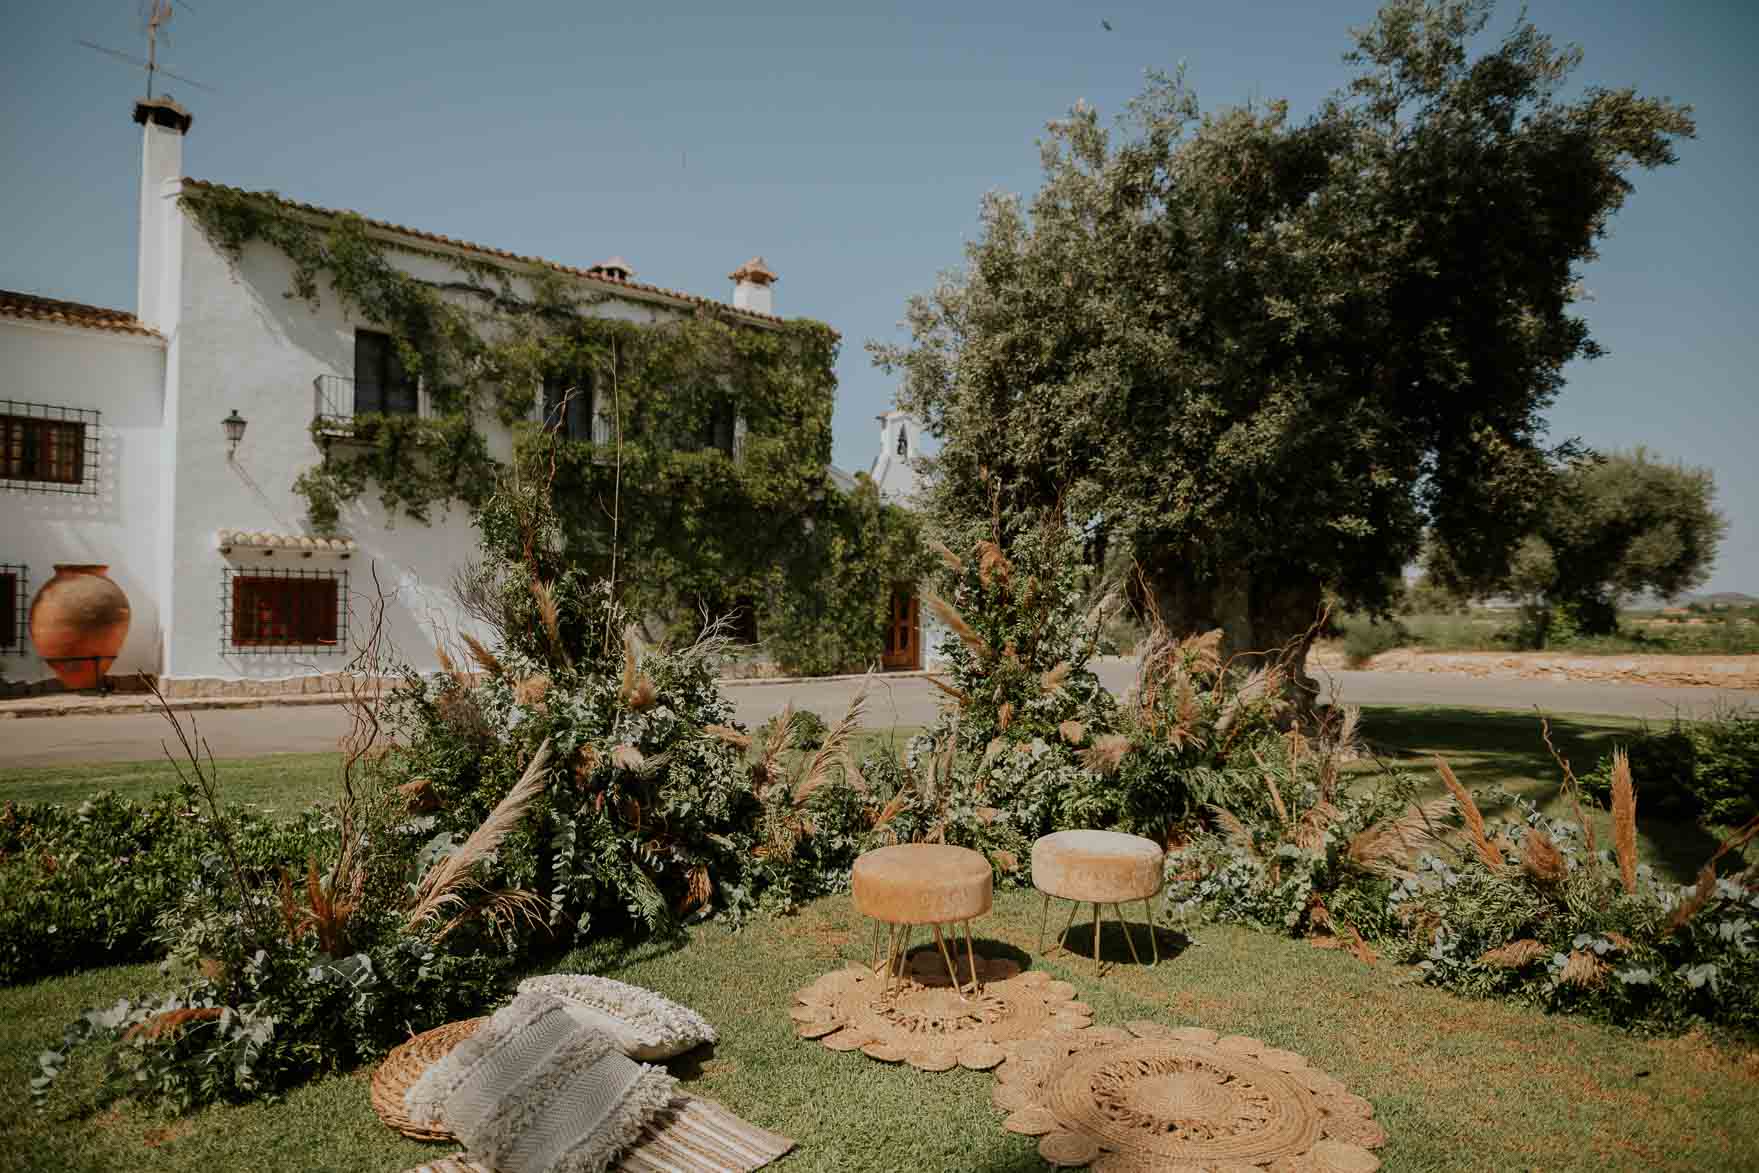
left=180, top=185, right=918, bottom=652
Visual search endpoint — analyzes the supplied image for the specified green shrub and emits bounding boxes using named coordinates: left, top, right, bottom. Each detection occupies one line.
left=1339, top=616, right=1412, bottom=666
left=1584, top=708, right=1759, bottom=825
left=1379, top=796, right=1759, bottom=1032
left=0, top=793, right=331, bottom=986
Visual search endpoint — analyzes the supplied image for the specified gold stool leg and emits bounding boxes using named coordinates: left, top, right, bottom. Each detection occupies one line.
left=871, top=918, right=884, bottom=969
left=1036, top=890, right=1050, bottom=955
left=1143, top=898, right=1158, bottom=966
left=932, top=923, right=969, bottom=1001
left=1091, top=902, right=1103, bottom=975
left=1114, top=903, right=1144, bottom=967
left=963, top=917, right=980, bottom=996
left=1050, top=898, right=1079, bottom=958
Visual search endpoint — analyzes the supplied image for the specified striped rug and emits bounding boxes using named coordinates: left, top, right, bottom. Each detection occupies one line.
left=403, top=1094, right=795, bottom=1173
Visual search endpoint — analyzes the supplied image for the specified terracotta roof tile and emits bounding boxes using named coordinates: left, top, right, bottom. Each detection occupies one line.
left=181, top=180, right=809, bottom=330
left=0, top=290, right=162, bottom=339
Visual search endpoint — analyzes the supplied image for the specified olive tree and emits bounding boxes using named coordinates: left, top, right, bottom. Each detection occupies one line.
left=872, top=0, right=1694, bottom=686
left=1435, top=448, right=1726, bottom=640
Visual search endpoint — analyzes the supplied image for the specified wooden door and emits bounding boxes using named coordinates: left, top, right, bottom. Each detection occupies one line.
left=881, top=587, right=919, bottom=670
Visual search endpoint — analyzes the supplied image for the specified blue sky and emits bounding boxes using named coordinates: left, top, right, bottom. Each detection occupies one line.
left=4, top=1, right=1754, bottom=591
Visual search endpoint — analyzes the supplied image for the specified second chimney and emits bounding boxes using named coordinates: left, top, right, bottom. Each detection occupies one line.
left=729, top=257, right=777, bottom=316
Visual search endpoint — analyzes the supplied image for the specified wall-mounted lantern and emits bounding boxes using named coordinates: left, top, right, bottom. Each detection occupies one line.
left=223, top=409, right=247, bottom=459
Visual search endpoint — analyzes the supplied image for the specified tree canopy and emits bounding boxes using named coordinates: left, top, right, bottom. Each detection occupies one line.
left=1434, top=448, right=1726, bottom=638
left=873, top=0, right=1695, bottom=679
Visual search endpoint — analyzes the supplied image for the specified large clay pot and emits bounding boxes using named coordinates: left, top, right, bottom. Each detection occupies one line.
left=29, top=564, right=132, bottom=691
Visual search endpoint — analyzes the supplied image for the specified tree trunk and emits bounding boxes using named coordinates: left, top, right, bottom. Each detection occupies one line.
left=1140, top=560, right=1325, bottom=711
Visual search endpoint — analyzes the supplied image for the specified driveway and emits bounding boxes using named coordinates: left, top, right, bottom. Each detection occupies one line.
left=3, top=664, right=1754, bottom=768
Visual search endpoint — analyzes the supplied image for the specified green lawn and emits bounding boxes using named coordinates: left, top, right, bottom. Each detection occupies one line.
left=6, top=886, right=1756, bottom=1172
left=1358, top=705, right=1734, bottom=883
left=2, top=712, right=1755, bottom=1170
left=0, top=752, right=343, bottom=810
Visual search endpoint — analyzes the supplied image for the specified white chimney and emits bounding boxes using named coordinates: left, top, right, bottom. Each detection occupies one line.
left=134, top=96, right=191, bottom=334
left=729, top=256, right=777, bottom=316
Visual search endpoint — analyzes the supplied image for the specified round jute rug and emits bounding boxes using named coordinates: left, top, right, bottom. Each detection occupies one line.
left=991, top=1023, right=1386, bottom=1171
left=793, top=953, right=1092, bottom=1071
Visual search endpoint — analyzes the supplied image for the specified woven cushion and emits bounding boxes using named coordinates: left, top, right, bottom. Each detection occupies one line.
left=519, top=974, right=717, bottom=1062
left=851, top=843, right=993, bottom=924
left=1031, top=830, right=1164, bottom=903
left=406, top=993, right=677, bottom=1173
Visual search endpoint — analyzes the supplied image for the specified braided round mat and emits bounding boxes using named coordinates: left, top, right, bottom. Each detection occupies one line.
left=991, top=1023, right=1385, bottom=1170
left=370, top=1018, right=486, bottom=1142
left=793, top=952, right=1092, bottom=1071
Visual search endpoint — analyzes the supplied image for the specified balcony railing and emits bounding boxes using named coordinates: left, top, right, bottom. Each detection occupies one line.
left=313, top=374, right=355, bottom=435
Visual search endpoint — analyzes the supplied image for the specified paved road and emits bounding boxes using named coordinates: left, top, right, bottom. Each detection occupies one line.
left=4, top=666, right=1755, bottom=768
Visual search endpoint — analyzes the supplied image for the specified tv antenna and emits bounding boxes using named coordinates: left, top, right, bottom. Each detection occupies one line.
left=78, top=1, right=215, bottom=99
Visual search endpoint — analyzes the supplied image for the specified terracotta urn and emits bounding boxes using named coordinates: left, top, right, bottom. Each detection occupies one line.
left=28, top=564, right=132, bottom=690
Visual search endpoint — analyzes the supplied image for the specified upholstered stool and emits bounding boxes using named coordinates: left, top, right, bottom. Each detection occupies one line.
left=1031, top=830, right=1165, bottom=975
left=852, top=843, right=992, bottom=998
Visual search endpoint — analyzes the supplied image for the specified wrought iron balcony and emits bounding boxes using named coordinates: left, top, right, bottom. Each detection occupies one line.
left=313, top=374, right=356, bottom=437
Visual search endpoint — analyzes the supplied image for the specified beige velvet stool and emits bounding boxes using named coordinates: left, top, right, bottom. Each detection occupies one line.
left=1031, top=830, right=1165, bottom=975
left=852, top=843, right=992, bottom=998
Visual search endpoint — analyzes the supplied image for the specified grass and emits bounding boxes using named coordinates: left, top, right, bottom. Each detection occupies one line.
left=1327, top=609, right=1759, bottom=657
left=1357, top=704, right=1734, bottom=883
left=0, top=733, right=919, bottom=812
left=5, top=886, right=1757, bottom=1172
left=0, top=753, right=343, bottom=809
left=2, top=715, right=1756, bottom=1169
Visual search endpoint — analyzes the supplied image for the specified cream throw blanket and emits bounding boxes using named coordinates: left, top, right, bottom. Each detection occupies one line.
left=406, top=993, right=678, bottom=1173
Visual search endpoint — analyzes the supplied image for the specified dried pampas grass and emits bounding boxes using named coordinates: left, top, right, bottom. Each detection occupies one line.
left=922, top=591, right=991, bottom=661
left=1058, top=719, right=1087, bottom=746
left=1520, top=828, right=1567, bottom=885
left=1611, top=749, right=1639, bottom=895
left=1080, top=733, right=1132, bottom=775
left=1478, top=939, right=1547, bottom=969
left=1436, top=756, right=1503, bottom=872
left=703, top=724, right=751, bottom=751
left=1560, top=949, right=1607, bottom=987
left=1039, top=661, right=1072, bottom=694
left=406, top=741, right=552, bottom=936
left=461, top=632, right=504, bottom=679
left=929, top=538, right=964, bottom=573
left=1346, top=796, right=1452, bottom=876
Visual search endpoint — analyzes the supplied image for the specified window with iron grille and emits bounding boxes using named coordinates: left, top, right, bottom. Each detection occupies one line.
left=221, top=567, right=348, bottom=654
left=1, top=401, right=101, bottom=494
left=353, top=330, right=419, bottom=417
left=0, top=565, right=25, bottom=653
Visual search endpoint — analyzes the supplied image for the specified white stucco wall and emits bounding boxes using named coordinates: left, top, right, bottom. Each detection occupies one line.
left=158, top=189, right=676, bottom=682
left=0, top=319, right=166, bottom=685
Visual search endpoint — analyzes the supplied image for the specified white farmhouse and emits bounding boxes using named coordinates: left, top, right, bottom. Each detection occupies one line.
left=1, top=97, right=790, bottom=696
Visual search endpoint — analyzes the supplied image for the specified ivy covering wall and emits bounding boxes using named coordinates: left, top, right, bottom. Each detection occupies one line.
left=181, top=185, right=925, bottom=669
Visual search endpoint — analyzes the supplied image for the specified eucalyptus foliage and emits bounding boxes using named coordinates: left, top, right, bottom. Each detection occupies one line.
left=875, top=0, right=1695, bottom=668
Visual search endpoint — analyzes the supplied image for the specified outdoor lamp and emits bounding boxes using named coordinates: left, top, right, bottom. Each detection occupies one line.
left=223, top=409, right=247, bottom=458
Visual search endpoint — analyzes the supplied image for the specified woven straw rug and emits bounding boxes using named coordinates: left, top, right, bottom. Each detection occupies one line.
left=400, top=1094, right=795, bottom=1173
left=793, top=953, right=1095, bottom=1071
left=989, top=1021, right=1386, bottom=1170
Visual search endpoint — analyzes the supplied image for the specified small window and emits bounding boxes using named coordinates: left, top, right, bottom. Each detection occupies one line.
left=1, top=401, right=100, bottom=494
left=353, top=330, right=419, bottom=417
left=0, top=564, right=26, bottom=653
left=223, top=568, right=347, bottom=653
left=896, top=425, right=908, bottom=458
left=542, top=371, right=594, bottom=441
left=698, top=399, right=737, bottom=456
